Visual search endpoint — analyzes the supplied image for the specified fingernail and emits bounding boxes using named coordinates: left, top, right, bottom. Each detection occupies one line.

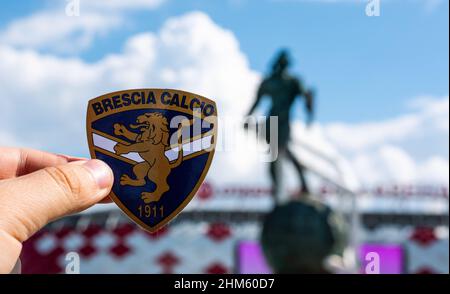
left=57, top=154, right=88, bottom=162
left=83, top=159, right=113, bottom=189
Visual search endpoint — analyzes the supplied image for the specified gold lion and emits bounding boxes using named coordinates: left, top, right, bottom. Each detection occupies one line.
left=113, top=112, right=183, bottom=203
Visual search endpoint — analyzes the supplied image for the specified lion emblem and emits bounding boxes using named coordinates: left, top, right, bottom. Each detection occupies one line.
left=113, top=112, right=183, bottom=203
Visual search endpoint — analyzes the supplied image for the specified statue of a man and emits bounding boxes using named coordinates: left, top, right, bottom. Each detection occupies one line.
left=246, top=49, right=314, bottom=200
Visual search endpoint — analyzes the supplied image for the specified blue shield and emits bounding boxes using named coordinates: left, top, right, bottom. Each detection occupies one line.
left=86, top=89, right=217, bottom=232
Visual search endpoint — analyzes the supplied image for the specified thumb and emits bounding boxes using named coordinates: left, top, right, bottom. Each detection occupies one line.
left=0, top=159, right=113, bottom=243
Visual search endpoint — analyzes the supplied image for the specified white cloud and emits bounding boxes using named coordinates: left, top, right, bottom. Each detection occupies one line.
left=324, top=96, right=449, bottom=152
left=0, top=11, right=121, bottom=53
left=408, top=95, right=449, bottom=132
left=418, top=156, right=450, bottom=184
left=350, top=146, right=449, bottom=186
left=324, top=115, right=421, bottom=151
left=323, top=96, right=449, bottom=186
left=378, top=145, right=418, bottom=183
left=0, top=0, right=166, bottom=53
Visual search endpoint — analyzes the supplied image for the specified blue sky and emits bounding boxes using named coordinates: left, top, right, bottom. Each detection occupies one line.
left=1, top=0, right=447, bottom=123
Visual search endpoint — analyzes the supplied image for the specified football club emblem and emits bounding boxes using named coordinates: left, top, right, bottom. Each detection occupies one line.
left=86, top=89, right=217, bottom=232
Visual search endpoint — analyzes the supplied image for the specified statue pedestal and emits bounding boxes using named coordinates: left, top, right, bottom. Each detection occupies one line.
left=260, top=199, right=347, bottom=274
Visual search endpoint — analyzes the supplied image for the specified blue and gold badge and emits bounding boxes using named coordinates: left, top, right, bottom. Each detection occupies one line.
left=86, top=89, right=217, bottom=232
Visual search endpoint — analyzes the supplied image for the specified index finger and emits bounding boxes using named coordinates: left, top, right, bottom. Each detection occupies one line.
left=0, top=147, right=87, bottom=180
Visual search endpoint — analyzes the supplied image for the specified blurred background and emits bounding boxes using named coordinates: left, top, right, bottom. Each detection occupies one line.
left=0, top=0, right=448, bottom=274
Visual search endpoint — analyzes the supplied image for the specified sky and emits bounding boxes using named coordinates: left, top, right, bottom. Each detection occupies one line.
left=0, top=0, right=448, bottom=188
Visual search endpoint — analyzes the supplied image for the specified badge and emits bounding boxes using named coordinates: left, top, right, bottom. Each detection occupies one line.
left=86, top=89, right=217, bottom=232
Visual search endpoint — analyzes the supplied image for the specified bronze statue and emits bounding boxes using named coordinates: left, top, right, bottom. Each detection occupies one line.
left=246, top=49, right=314, bottom=200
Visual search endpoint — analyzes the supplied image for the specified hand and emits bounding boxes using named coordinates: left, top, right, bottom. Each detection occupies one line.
left=0, top=147, right=114, bottom=273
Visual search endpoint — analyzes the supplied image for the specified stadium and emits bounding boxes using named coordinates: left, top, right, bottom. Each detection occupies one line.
left=20, top=136, right=449, bottom=274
